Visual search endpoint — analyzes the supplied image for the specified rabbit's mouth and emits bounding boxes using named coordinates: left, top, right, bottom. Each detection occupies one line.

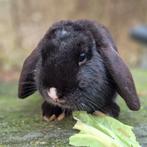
left=47, top=88, right=66, bottom=105
left=40, top=86, right=106, bottom=112
left=40, top=88, right=72, bottom=109
left=45, top=95, right=70, bottom=109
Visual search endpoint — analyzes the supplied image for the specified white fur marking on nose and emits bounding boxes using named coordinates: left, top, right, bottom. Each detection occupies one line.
left=61, top=29, right=67, bottom=36
left=47, top=87, right=58, bottom=100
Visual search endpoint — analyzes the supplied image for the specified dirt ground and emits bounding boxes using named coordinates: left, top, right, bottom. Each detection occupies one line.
left=0, top=69, right=147, bottom=147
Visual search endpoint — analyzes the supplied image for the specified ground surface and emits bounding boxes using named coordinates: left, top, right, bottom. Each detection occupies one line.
left=0, top=69, right=147, bottom=147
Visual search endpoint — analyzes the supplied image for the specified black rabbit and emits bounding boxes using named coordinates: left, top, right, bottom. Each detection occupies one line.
left=18, top=20, right=140, bottom=121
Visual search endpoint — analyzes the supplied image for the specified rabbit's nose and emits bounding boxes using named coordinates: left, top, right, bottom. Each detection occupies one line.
left=47, top=87, right=58, bottom=101
left=47, top=87, right=63, bottom=100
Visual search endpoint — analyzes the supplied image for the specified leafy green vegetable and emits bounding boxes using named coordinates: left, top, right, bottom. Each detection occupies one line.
left=69, top=111, right=141, bottom=147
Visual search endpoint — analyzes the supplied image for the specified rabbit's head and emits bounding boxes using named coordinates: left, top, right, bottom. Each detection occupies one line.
left=18, top=20, right=140, bottom=112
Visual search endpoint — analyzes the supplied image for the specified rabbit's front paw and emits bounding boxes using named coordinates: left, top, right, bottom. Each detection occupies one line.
left=101, top=102, right=120, bottom=118
left=41, top=101, right=71, bottom=121
left=94, top=102, right=120, bottom=118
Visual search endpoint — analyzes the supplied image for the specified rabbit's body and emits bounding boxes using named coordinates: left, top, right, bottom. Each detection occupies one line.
left=18, top=20, right=140, bottom=120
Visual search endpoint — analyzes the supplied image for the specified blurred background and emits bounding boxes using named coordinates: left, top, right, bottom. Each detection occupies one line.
left=0, top=0, right=147, bottom=77
left=0, top=0, right=147, bottom=146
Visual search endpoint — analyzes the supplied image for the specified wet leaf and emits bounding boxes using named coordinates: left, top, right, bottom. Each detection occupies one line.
left=69, top=111, right=141, bottom=147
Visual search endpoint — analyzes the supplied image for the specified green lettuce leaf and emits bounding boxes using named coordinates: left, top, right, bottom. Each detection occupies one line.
left=69, top=111, right=141, bottom=147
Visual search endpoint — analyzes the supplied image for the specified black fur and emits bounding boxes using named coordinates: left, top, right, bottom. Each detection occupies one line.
left=18, top=20, right=140, bottom=118
left=36, top=22, right=116, bottom=114
left=42, top=101, right=71, bottom=118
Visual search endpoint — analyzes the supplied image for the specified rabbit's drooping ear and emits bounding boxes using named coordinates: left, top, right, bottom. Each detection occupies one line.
left=18, top=48, right=39, bottom=98
left=96, top=26, right=140, bottom=111
left=76, top=20, right=140, bottom=111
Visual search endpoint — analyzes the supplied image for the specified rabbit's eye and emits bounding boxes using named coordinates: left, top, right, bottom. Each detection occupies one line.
left=79, top=53, right=87, bottom=65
